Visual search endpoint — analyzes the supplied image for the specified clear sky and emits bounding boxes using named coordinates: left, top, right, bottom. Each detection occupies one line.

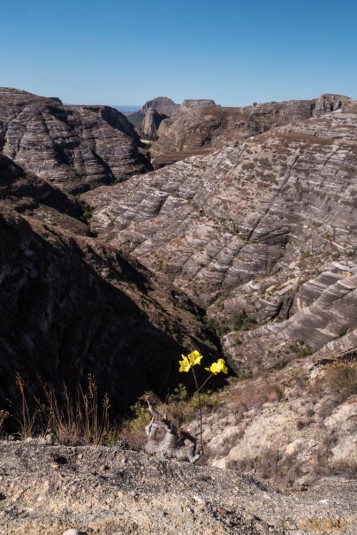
left=1, top=0, right=356, bottom=107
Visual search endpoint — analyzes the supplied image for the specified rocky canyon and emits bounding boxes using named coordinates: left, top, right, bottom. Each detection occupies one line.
left=0, top=87, right=356, bottom=534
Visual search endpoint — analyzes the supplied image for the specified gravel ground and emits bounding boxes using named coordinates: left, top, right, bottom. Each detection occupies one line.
left=0, top=441, right=356, bottom=534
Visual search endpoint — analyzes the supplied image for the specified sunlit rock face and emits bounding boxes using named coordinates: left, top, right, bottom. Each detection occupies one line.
left=127, top=96, right=179, bottom=140
left=0, top=88, right=150, bottom=194
left=149, top=94, right=352, bottom=167
left=84, top=107, right=357, bottom=373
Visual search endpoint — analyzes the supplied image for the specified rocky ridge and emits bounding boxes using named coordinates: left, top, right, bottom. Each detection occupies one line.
left=0, top=88, right=150, bottom=193
left=150, top=94, right=351, bottom=167
left=127, top=97, right=179, bottom=140
left=83, top=108, right=357, bottom=370
left=0, top=196, right=218, bottom=413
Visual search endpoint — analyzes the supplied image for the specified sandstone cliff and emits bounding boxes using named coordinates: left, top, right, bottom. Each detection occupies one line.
left=83, top=108, right=357, bottom=374
left=127, top=96, right=179, bottom=139
left=0, top=154, right=88, bottom=235
left=0, top=88, right=150, bottom=193
left=140, top=96, right=179, bottom=116
left=150, top=94, right=351, bottom=167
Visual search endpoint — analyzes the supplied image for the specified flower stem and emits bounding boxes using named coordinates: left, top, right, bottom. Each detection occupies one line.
left=191, top=367, right=204, bottom=454
left=197, top=373, right=214, bottom=393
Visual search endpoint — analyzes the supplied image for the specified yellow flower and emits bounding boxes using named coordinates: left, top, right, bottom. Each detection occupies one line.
left=179, top=350, right=204, bottom=372
left=187, top=350, right=203, bottom=366
left=205, top=358, right=228, bottom=375
left=179, top=355, right=191, bottom=373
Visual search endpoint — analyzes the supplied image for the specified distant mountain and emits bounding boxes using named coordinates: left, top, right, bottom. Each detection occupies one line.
left=114, top=105, right=141, bottom=115
left=127, top=97, right=179, bottom=139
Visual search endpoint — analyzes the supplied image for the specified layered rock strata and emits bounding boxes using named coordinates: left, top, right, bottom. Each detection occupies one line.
left=0, top=154, right=88, bottom=235
left=0, top=88, right=150, bottom=193
left=150, top=94, right=352, bottom=167
left=127, top=96, right=179, bottom=139
left=83, top=109, right=357, bottom=373
left=0, top=158, right=218, bottom=414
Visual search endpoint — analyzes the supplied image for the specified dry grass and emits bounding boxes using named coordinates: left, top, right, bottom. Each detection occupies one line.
left=38, top=376, right=111, bottom=445
left=12, top=373, right=39, bottom=439
left=333, top=459, right=357, bottom=478
left=309, top=360, right=357, bottom=404
left=9, top=373, right=112, bottom=445
left=228, top=378, right=284, bottom=418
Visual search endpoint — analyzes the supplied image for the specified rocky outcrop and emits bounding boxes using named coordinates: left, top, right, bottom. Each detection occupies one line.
left=191, top=347, right=357, bottom=489
left=128, top=96, right=179, bottom=140
left=0, top=154, right=88, bottom=235
left=313, top=93, right=347, bottom=115
left=1, top=441, right=356, bottom=534
left=0, top=88, right=150, bottom=193
left=83, top=109, right=357, bottom=374
left=140, top=96, right=179, bottom=116
left=150, top=94, right=352, bottom=167
left=182, top=99, right=216, bottom=110
left=141, top=108, right=168, bottom=139
left=224, top=271, right=357, bottom=374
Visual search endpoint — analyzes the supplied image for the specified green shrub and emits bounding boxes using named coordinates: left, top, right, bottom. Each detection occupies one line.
left=287, top=341, right=312, bottom=358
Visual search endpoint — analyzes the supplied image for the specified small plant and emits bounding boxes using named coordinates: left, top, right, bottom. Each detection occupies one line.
left=320, top=361, right=357, bottom=403
left=204, top=311, right=259, bottom=337
left=273, top=360, right=288, bottom=370
left=39, top=375, right=110, bottom=445
left=178, top=350, right=228, bottom=453
left=232, top=311, right=258, bottom=332
left=301, top=251, right=313, bottom=259
left=11, top=372, right=39, bottom=439
left=10, top=373, right=111, bottom=445
left=287, top=341, right=311, bottom=358
left=87, top=227, right=98, bottom=237
left=79, top=200, right=94, bottom=222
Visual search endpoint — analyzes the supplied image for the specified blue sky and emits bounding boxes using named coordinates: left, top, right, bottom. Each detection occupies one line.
left=1, top=0, right=356, bottom=106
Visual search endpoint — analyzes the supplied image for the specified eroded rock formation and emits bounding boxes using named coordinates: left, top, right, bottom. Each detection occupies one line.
left=83, top=108, right=357, bottom=374
left=0, top=137, right=218, bottom=415
left=127, top=96, right=179, bottom=139
left=140, top=96, right=179, bottom=116
left=0, top=88, right=150, bottom=193
left=150, top=94, right=352, bottom=167
left=1, top=88, right=356, bottom=498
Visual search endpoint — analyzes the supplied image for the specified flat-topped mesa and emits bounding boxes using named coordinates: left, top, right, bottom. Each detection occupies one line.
left=0, top=87, right=151, bottom=194
left=181, top=99, right=217, bottom=110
